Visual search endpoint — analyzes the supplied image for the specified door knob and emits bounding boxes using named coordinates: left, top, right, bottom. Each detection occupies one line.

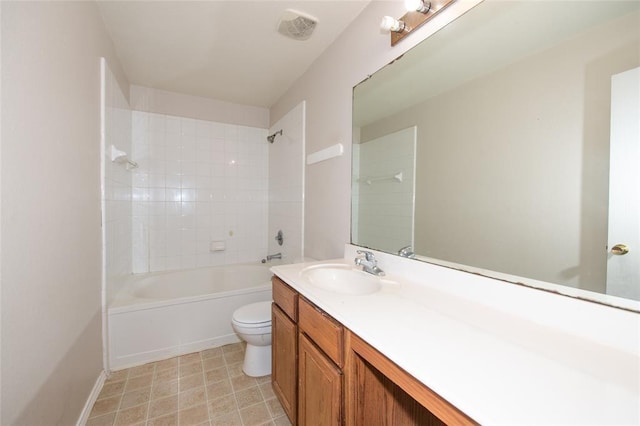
left=611, top=244, right=629, bottom=255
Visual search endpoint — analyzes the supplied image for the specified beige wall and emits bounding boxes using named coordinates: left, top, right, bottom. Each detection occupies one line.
left=270, top=0, right=482, bottom=260
left=1, top=2, right=128, bottom=424
left=130, top=85, right=269, bottom=129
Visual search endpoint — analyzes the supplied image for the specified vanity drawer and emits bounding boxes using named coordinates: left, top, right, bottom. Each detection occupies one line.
left=272, top=276, right=298, bottom=322
left=298, top=297, right=344, bottom=367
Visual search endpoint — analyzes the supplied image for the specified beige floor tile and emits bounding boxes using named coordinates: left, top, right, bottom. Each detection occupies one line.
left=154, top=357, right=179, bottom=371
left=208, top=394, right=238, bottom=418
left=230, top=374, right=257, bottom=392
left=106, top=370, right=129, bottom=384
left=99, top=381, right=126, bottom=399
left=128, top=363, right=155, bottom=378
left=256, top=375, right=271, bottom=384
left=238, top=402, right=271, bottom=426
left=86, top=411, right=117, bottom=426
left=204, top=367, right=228, bottom=385
left=120, top=387, right=151, bottom=410
left=149, top=395, right=178, bottom=419
left=202, top=356, right=226, bottom=371
left=180, top=361, right=203, bottom=378
left=202, top=347, right=223, bottom=359
left=209, top=411, right=242, bottom=426
left=91, top=344, right=279, bottom=426
left=155, top=366, right=179, bottom=383
left=181, top=372, right=205, bottom=391
left=222, top=343, right=244, bottom=354
left=179, top=386, right=207, bottom=410
left=179, top=403, right=209, bottom=425
left=258, top=382, right=275, bottom=400
left=125, top=373, right=153, bottom=391
left=179, top=352, right=202, bottom=364
left=265, top=397, right=285, bottom=418
left=206, top=379, right=233, bottom=400
left=235, top=386, right=263, bottom=409
left=147, top=412, right=178, bottom=426
left=152, top=379, right=179, bottom=399
left=90, top=395, right=122, bottom=418
left=226, top=363, right=244, bottom=378
left=114, top=404, right=148, bottom=426
left=273, top=415, right=292, bottom=426
left=222, top=351, right=244, bottom=365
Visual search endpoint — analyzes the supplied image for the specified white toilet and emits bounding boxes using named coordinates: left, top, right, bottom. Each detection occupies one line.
left=231, top=301, right=272, bottom=377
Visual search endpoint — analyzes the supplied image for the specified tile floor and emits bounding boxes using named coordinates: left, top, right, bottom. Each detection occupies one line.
left=87, top=343, right=291, bottom=426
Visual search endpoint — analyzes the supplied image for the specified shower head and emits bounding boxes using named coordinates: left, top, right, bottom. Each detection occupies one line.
left=267, top=129, right=283, bottom=143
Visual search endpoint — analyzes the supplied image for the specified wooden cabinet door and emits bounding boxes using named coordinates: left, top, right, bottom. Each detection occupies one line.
left=272, top=304, right=297, bottom=424
left=298, top=333, right=342, bottom=426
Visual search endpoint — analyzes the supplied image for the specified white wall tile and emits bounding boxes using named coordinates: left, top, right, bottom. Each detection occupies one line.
left=104, top=62, right=133, bottom=299
left=131, top=111, right=269, bottom=272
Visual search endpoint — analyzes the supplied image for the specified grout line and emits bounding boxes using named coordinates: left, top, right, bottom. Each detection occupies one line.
left=143, top=363, right=155, bottom=426
left=224, top=347, right=245, bottom=425
left=200, top=351, right=211, bottom=424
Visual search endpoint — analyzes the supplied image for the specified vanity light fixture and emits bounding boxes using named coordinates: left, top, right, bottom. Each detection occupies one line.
left=405, top=0, right=431, bottom=14
left=382, top=0, right=456, bottom=46
left=380, top=16, right=407, bottom=33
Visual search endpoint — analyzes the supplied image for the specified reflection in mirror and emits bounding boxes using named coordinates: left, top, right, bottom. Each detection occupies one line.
left=352, top=0, right=640, bottom=310
left=352, top=127, right=416, bottom=254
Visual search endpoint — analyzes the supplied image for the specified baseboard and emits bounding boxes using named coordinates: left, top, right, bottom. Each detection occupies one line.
left=76, top=370, right=107, bottom=426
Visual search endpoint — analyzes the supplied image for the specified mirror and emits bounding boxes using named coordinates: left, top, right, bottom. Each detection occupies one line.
left=352, top=0, right=640, bottom=310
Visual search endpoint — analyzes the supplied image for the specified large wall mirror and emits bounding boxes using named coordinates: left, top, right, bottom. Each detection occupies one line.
left=352, top=0, right=640, bottom=311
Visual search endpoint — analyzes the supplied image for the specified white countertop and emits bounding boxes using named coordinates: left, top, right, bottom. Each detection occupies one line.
left=271, top=249, right=640, bottom=425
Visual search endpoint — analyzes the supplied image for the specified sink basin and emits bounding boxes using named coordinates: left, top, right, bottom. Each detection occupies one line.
left=300, top=264, right=382, bottom=295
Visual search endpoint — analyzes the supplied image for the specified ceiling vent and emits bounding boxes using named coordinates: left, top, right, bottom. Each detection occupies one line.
left=277, top=9, right=318, bottom=41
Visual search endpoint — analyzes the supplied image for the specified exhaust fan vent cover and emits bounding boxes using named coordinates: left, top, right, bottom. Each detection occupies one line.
left=277, top=9, right=317, bottom=41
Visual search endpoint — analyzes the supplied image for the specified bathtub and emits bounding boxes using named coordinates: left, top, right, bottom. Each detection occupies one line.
left=108, top=263, right=273, bottom=370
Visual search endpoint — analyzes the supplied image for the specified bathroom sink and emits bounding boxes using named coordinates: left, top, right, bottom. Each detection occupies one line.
left=300, top=264, right=382, bottom=295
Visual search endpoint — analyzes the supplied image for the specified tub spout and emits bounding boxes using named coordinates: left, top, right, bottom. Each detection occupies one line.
left=261, top=253, right=282, bottom=263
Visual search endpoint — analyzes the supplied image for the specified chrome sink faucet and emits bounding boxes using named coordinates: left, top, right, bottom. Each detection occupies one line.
left=398, top=245, right=415, bottom=258
left=355, top=250, right=385, bottom=276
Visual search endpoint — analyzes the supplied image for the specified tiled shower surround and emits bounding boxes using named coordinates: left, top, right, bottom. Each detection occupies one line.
left=131, top=112, right=269, bottom=273
left=103, top=60, right=133, bottom=302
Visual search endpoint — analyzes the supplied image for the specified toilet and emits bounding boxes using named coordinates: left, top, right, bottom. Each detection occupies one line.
left=231, top=301, right=272, bottom=377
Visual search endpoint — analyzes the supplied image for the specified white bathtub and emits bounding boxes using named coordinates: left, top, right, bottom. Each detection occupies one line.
left=108, top=263, right=273, bottom=370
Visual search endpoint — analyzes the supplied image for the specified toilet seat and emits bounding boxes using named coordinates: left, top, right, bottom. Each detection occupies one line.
left=232, top=301, right=271, bottom=327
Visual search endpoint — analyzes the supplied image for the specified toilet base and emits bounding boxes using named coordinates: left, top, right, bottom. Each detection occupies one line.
left=243, top=344, right=272, bottom=377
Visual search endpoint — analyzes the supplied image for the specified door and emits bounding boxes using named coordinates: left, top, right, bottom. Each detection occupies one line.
left=606, top=67, right=640, bottom=300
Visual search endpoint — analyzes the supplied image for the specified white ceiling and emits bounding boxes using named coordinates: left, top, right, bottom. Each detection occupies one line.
left=97, top=1, right=371, bottom=108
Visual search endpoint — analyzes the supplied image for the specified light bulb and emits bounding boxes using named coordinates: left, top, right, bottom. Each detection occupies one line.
left=380, top=16, right=406, bottom=33
left=405, top=0, right=431, bottom=13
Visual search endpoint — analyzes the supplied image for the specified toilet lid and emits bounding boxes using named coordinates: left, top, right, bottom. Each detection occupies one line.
left=232, top=301, right=272, bottom=325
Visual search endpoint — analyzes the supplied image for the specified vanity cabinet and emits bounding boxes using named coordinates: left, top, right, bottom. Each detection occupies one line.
left=298, top=297, right=344, bottom=425
left=272, top=277, right=298, bottom=423
left=272, top=275, right=473, bottom=426
left=298, top=333, right=342, bottom=425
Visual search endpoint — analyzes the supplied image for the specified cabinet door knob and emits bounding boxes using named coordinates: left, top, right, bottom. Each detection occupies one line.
left=611, top=244, right=629, bottom=255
